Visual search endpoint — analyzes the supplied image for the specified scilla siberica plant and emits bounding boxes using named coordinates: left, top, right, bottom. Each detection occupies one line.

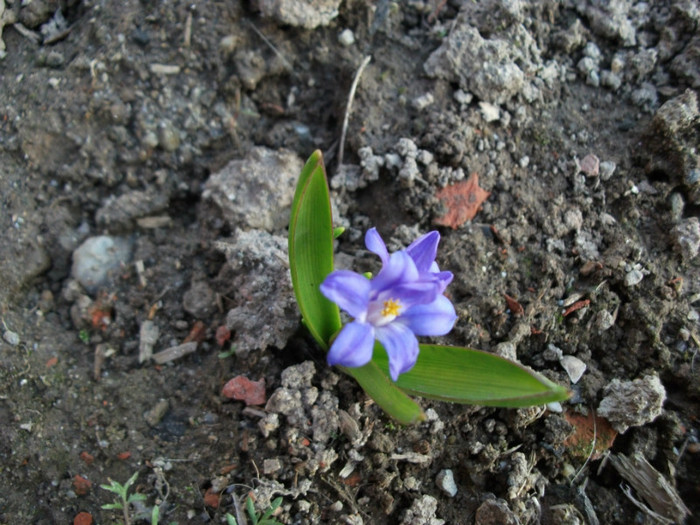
left=289, top=151, right=568, bottom=423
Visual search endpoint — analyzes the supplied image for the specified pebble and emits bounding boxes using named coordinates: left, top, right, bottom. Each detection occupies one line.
left=412, top=92, right=434, bottom=111
left=436, top=469, right=458, bottom=497
left=560, top=355, right=586, bottom=384
left=338, top=28, right=355, bottom=46
left=3, top=329, right=20, bottom=346
left=599, top=160, right=617, bottom=180
left=71, top=236, right=133, bottom=294
left=479, top=101, right=500, bottom=122
left=138, top=320, right=160, bottom=363
left=158, top=121, right=180, bottom=152
left=624, top=269, right=644, bottom=287
left=258, top=0, right=342, bottom=29
left=182, top=281, right=216, bottom=319
left=401, top=495, right=444, bottom=525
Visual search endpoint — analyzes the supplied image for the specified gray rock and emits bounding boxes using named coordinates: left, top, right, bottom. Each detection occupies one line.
left=218, top=230, right=297, bottom=354
left=671, top=217, right=700, bottom=261
left=204, top=147, right=302, bottom=232
left=624, top=269, right=644, bottom=287
left=182, top=281, right=216, bottom=319
left=138, top=320, right=160, bottom=363
left=597, top=375, right=666, bottom=433
left=3, top=329, right=20, bottom=346
left=71, top=236, right=133, bottom=294
left=670, top=34, right=700, bottom=88
left=401, top=495, right=444, bottom=525
left=258, top=0, right=341, bottom=29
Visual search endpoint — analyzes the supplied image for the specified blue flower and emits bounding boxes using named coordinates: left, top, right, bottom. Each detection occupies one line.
left=320, top=228, right=457, bottom=381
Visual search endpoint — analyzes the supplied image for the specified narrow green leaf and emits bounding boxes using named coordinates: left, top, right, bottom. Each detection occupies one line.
left=373, top=344, right=570, bottom=407
left=341, top=350, right=425, bottom=424
left=288, top=151, right=341, bottom=348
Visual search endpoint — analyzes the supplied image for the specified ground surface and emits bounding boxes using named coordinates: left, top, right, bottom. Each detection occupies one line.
left=1, top=0, right=699, bottom=524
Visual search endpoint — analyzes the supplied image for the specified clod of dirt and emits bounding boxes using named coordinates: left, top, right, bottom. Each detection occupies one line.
left=258, top=0, right=342, bottom=29
left=424, top=19, right=525, bottom=105
left=597, top=374, right=666, bottom=433
left=401, top=494, right=444, bottom=525
left=475, top=498, right=518, bottom=525
left=217, top=229, right=297, bottom=354
left=71, top=235, right=132, bottom=294
left=203, top=147, right=302, bottom=232
left=95, top=190, right=169, bottom=231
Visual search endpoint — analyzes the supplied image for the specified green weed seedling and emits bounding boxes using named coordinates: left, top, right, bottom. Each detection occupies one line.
left=225, top=495, right=284, bottom=525
left=100, top=472, right=147, bottom=525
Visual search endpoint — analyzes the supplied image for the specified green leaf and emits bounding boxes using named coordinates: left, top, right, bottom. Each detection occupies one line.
left=288, top=151, right=341, bottom=349
left=373, top=344, right=570, bottom=407
left=342, top=348, right=425, bottom=424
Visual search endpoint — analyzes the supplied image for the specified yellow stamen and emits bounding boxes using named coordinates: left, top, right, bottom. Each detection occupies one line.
left=381, top=298, right=402, bottom=317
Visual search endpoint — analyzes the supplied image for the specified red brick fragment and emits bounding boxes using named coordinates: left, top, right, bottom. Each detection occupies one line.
left=221, top=376, right=266, bottom=406
left=73, top=512, right=94, bottom=525
left=73, top=474, right=92, bottom=496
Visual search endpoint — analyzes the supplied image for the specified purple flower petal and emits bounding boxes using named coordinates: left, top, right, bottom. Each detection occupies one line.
left=320, top=270, right=371, bottom=319
left=365, top=228, right=389, bottom=264
left=372, top=250, right=419, bottom=293
left=407, top=231, right=440, bottom=273
left=327, top=321, right=375, bottom=368
left=376, top=323, right=419, bottom=381
left=388, top=280, right=442, bottom=308
left=400, top=295, right=457, bottom=336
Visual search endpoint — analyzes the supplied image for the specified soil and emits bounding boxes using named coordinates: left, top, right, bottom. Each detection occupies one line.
left=1, top=1, right=699, bottom=524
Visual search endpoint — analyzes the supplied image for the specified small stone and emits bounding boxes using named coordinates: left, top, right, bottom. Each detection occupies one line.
left=138, top=320, right=160, bottom=363
left=263, top=458, right=282, bottom=475
left=479, top=101, right=500, bottom=122
left=144, top=398, right=170, bottom=427
left=624, top=269, right=644, bottom=287
left=518, top=156, right=529, bottom=168
left=152, top=342, right=198, bottom=364
left=436, top=469, right=458, bottom=497
left=158, top=121, right=180, bottom=152
left=71, top=236, right=133, bottom=294
left=560, top=355, right=586, bottom=384
left=599, top=160, right=617, bottom=180
left=182, top=281, right=216, bottom=319
left=578, top=153, right=600, bottom=177
left=598, top=375, right=666, bottom=433
left=412, top=92, right=434, bottom=111
left=338, top=28, right=355, bottom=46
left=671, top=217, right=700, bottom=261
left=3, top=329, right=20, bottom=346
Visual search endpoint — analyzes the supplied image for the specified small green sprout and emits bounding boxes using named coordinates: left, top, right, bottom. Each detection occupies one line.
left=79, top=329, right=90, bottom=343
left=100, top=472, right=147, bottom=525
left=218, top=344, right=237, bottom=359
left=225, top=496, right=284, bottom=525
left=333, top=226, right=345, bottom=239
